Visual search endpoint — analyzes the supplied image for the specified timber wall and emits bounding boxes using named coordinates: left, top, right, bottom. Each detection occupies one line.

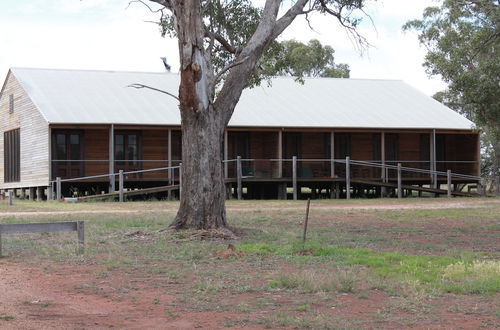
left=0, top=71, right=49, bottom=189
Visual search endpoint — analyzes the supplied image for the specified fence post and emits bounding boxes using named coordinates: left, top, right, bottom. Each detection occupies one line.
left=346, top=156, right=351, bottom=199
left=292, top=156, right=297, bottom=200
left=56, top=177, right=62, bottom=201
left=447, top=170, right=452, bottom=198
left=397, top=163, right=402, bottom=199
left=381, top=163, right=386, bottom=198
left=8, top=191, right=13, bottom=206
left=237, top=156, right=242, bottom=200
left=77, top=221, right=85, bottom=254
left=179, top=163, right=183, bottom=201
left=119, top=170, right=124, bottom=202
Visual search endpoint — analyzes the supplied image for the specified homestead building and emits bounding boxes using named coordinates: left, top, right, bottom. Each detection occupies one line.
left=0, top=68, right=480, bottom=200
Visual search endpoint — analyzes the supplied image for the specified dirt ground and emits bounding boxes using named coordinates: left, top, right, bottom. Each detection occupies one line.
left=0, top=198, right=498, bottom=329
left=1, top=262, right=497, bottom=330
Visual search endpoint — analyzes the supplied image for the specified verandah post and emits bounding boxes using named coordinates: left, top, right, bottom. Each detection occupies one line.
left=56, top=177, right=62, bottom=201
left=47, top=182, right=53, bottom=201
left=330, top=131, right=335, bottom=178
left=119, top=170, right=124, bottom=202
left=346, top=156, right=351, bottom=199
left=179, top=163, right=183, bottom=200
left=109, top=124, right=115, bottom=194
left=237, top=156, right=242, bottom=200
left=447, top=170, right=452, bottom=198
left=224, top=130, right=228, bottom=179
left=292, top=156, right=297, bottom=200
left=397, top=163, right=402, bottom=199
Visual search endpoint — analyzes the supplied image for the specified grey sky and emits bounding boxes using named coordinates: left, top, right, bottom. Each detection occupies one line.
left=0, top=0, right=445, bottom=95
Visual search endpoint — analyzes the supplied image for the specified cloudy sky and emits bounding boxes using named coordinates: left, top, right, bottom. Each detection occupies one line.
left=0, top=0, right=445, bottom=95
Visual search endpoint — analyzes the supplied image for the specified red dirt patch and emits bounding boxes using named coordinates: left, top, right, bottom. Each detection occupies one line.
left=0, top=262, right=263, bottom=329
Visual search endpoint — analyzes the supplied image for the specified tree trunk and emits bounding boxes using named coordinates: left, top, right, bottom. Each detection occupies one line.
left=170, top=106, right=227, bottom=229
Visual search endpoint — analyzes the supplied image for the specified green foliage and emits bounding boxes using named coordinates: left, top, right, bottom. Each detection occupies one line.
left=404, top=0, right=500, bottom=181
left=261, top=39, right=350, bottom=81
left=159, top=1, right=356, bottom=87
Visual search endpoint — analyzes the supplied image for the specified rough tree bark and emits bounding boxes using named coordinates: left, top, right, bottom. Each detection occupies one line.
left=168, top=0, right=296, bottom=230
left=168, top=1, right=227, bottom=229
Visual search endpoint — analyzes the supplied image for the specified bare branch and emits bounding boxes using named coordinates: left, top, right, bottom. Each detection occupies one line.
left=271, top=0, right=310, bottom=39
left=127, top=84, right=179, bottom=101
left=205, top=30, right=238, bottom=54
left=316, top=0, right=371, bottom=51
left=147, top=0, right=172, bottom=10
left=127, top=0, right=162, bottom=13
left=213, top=57, right=248, bottom=84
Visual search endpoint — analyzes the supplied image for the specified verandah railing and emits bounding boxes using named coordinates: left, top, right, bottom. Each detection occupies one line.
left=50, top=165, right=182, bottom=202
left=49, top=157, right=481, bottom=201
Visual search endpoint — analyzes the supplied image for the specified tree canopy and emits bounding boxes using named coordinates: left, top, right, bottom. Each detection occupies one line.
left=264, top=39, right=350, bottom=79
left=157, top=0, right=360, bottom=87
left=404, top=0, right=500, bottom=185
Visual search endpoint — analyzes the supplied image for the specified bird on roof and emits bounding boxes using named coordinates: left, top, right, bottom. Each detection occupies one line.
left=160, top=57, right=171, bottom=72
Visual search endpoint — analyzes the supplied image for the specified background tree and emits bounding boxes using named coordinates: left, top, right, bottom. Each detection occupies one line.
left=404, top=0, right=499, bottom=191
left=263, top=39, right=350, bottom=79
left=148, top=0, right=369, bottom=231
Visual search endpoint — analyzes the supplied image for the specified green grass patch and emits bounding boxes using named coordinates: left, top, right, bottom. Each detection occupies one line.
left=240, top=241, right=499, bottom=293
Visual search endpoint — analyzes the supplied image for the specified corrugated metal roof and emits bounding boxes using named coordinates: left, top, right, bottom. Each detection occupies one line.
left=9, top=67, right=474, bottom=130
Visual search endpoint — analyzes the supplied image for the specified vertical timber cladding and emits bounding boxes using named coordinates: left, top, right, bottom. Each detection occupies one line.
left=300, top=132, right=329, bottom=178
left=351, top=133, right=373, bottom=179
left=249, top=132, right=278, bottom=178
left=3, top=129, right=20, bottom=182
left=141, top=129, right=168, bottom=180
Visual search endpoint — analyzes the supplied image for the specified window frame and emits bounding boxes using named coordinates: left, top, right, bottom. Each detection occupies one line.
left=3, top=128, right=21, bottom=183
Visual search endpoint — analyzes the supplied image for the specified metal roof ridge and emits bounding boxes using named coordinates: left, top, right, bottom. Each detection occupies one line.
left=273, top=76, right=404, bottom=82
left=10, top=68, right=404, bottom=82
left=10, top=67, right=180, bottom=76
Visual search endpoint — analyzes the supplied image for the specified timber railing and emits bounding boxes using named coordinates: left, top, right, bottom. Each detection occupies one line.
left=227, top=157, right=482, bottom=200
left=49, top=165, right=182, bottom=202
left=0, top=221, right=84, bottom=256
left=48, top=157, right=482, bottom=201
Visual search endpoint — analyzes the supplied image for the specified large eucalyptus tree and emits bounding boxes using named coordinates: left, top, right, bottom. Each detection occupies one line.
left=404, top=0, right=500, bottom=192
left=147, top=0, right=369, bottom=230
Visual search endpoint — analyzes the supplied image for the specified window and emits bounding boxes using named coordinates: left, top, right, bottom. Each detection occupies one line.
left=114, top=131, right=142, bottom=177
left=115, top=131, right=142, bottom=166
left=51, top=130, right=84, bottom=179
left=9, top=94, right=14, bottom=113
left=4, top=128, right=20, bottom=182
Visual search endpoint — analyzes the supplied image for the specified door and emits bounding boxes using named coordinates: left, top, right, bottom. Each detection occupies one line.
left=115, top=131, right=142, bottom=178
left=52, top=130, right=84, bottom=179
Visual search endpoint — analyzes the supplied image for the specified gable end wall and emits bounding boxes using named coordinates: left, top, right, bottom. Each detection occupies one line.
left=0, top=72, right=49, bottom=189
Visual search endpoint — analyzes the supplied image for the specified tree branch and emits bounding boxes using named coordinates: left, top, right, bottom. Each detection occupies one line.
left=205, top=30, right=238, bottom=54
left=213, top=57, right=248, bottom=84
left=271, top=0, right=309, bottom=39
left=147, top=0, right=172, bottom=10
left=316, top=0, right=370, bottom=50
left=127, top=83, right=179, bottom=101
